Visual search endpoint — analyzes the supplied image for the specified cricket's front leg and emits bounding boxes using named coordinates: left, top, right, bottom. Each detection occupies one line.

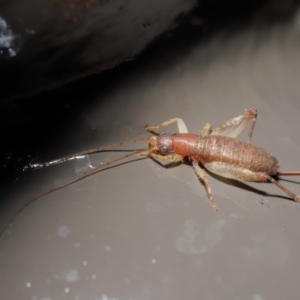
left=149, top=152, right=184, bottom=163
left=145, top=118, right=189, bottom=134
left=210, top=108, right=258, bottom=143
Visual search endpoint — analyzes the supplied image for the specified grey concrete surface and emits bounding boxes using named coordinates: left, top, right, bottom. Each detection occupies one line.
left=1, top=9, right=300, bottom=300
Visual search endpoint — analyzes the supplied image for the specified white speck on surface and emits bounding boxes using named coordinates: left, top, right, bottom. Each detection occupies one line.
left=175, top=219, right=225, bottom=254
left=104, top=245, right=112, bottom=252
left=83, top=260, right=88, bottom=266
left=151, top=259, right=156, bottom=264
left=75, top=155, right=93, bottom=174
left=25, top=28, right=36, bottom=35
left=252, top=294, right=264, bottom=300
left=230, top=213, right=242, bottom=218
left=41, top=298, right=52, bottom=300
left=74, top=242, right=80, bottom=247
left=26, top=282, right=31, bottom=287
left=0, top=16, right=18, bottom=56
left=8, top=48, right=16, bottom=57
left=64, top=287, right=70, bottom=293
left=58, top=225, right=71, bottom=238
left=102, top=294, right=108, bottom=300
left=66, top=270, right=79, bottom=282
left=91, top=274, right=97, bottom=279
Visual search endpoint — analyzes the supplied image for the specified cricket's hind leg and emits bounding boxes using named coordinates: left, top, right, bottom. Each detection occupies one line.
left=205, top=161, right=300, bottom=203
left=209, top=108, right=258, bottom=143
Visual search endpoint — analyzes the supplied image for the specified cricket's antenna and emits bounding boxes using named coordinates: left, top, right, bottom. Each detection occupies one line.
left=32, top=137, right=150, bottom=169
left=278, top=172, right=300, bottom=176
left=0, top=148, right=149, bottom=238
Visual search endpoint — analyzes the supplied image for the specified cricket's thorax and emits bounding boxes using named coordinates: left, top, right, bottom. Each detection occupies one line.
left=154, top=134, right=279, bottom=175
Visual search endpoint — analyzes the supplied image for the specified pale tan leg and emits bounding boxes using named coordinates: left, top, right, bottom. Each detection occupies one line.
left=145, top=118, right=188, bottom=134
left=210, top=108, right=258, bottom=143
left=192, top=161, right=218, bottom=211
left=201, top=123, right=213, bottom=136
left=149, top=152, right=184, bottom=163
left=204, top=161, right=300, bottom=203
left=265, top=175, right=300, bottom=202
left=150, top=152, right=219, bottom=210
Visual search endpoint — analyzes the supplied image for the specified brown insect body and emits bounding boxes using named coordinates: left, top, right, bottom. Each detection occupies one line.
left=1, top=109, right=299, bottom=237
left=152, top=133, right=279, bottom=178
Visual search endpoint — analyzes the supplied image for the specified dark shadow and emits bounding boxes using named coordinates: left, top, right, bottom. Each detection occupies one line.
left=274, top=175, right=300, bottom=185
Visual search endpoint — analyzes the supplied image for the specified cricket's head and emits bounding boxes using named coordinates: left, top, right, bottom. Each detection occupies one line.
left=148, top=134, right=174, bottom=155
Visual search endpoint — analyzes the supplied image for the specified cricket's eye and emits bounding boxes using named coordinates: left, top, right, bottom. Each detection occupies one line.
left=160, top=146, right=168, bottom=153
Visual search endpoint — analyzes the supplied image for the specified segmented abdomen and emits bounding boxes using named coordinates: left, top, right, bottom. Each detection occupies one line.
left=192, top=136, right=279, bottom=175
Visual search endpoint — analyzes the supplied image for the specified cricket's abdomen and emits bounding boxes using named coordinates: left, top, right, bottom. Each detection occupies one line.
left=172, top=134, right=279, bottom=175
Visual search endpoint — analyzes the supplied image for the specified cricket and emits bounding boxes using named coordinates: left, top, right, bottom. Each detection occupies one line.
left=1, top=108, right=300, bottom=237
